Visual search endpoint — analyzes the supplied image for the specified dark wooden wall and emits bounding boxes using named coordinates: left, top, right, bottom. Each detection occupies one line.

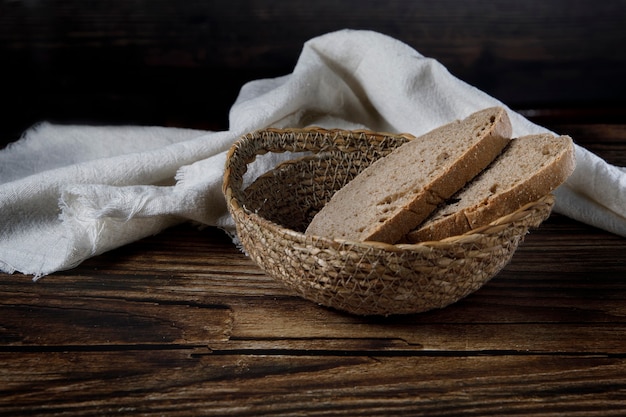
left=2, top=0, right=625, bottom=144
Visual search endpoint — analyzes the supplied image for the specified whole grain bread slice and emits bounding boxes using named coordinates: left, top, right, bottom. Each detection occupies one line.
left=304, top=107, right=512, bottom=243
left=404, top=133, right=575, bottom=243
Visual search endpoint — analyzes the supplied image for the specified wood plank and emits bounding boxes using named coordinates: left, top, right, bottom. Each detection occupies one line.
left=4, top=0, right=624, bottom=74
left=0, top=119, right=624, bottom=416
left=3, top=0, right=625, bottom=141
left=2, top=215, right=625, bottom=353
left=0, top=294, right=232, bottom=346
left=1, top=350, right=625, bottom=416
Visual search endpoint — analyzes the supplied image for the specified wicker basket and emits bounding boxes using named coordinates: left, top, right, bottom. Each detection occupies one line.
left=223, top=127, right=554, bottom=316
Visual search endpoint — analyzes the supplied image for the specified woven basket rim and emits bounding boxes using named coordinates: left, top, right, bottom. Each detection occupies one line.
left=223, top=126, right=553, bottom=251
left=236, top=191, right=553, bottom=251
left=222, top=127, right=555, bottom=315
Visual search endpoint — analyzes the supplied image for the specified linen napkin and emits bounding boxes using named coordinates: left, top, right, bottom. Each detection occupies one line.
left=1, top=29, right=625, bottom=278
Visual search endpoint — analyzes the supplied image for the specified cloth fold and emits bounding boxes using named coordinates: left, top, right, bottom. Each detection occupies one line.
left=1, top=29, right=625, bottom=278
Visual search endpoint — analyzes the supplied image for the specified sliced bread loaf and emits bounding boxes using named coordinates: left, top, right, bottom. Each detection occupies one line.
left=304, top=107, right=512, bottom=243
left=404, top=133, right=575, bottom=243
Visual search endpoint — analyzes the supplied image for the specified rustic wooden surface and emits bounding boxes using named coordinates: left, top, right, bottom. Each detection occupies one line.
left=2, top=0, right=625, bottom=143
left=2, top=1, right=625, bottom=414
left=1, top=119, right=625, bottom=416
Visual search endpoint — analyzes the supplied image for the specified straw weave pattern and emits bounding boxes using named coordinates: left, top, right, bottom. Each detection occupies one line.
left=223, top=128, right=554, bottom=315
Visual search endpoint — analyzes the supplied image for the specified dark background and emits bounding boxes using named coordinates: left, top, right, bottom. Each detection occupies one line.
left=2, top=0, right=625, bottom=147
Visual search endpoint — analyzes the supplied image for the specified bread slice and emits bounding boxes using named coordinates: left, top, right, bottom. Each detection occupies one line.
left=404, top=133, right=575, bottom=243
left=304, top=107, right=512, bottom=243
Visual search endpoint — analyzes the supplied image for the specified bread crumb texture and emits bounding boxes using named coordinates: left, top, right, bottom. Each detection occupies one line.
left=406, top=133, right=575, bottom=242
left=305, top=107, right=512, bottom=243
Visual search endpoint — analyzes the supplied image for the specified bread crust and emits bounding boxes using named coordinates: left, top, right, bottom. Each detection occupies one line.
left=405, top=134, right=575, bottom=243
left=305, top=107, right=512, bottom=243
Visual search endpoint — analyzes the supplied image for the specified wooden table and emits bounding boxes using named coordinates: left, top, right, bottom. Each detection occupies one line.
left=1, top=116, right=626, bottom=416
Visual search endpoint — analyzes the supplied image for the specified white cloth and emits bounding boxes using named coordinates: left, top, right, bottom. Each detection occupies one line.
left=1, top=29, right=625, bottom=278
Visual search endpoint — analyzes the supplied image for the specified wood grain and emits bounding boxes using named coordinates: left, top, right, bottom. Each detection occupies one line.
left=1, top=1, right=626, bottom=412
left=1, top=108, right=625, bottom=414
left=2, top=139, right=626, bottom=414
left=2, top=351, right=626, bottom=416
left=2, top=0, right=625, bottom=142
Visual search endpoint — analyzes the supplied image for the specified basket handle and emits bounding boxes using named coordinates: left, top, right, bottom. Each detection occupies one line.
left=223, top=127, right=414, bottom=207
